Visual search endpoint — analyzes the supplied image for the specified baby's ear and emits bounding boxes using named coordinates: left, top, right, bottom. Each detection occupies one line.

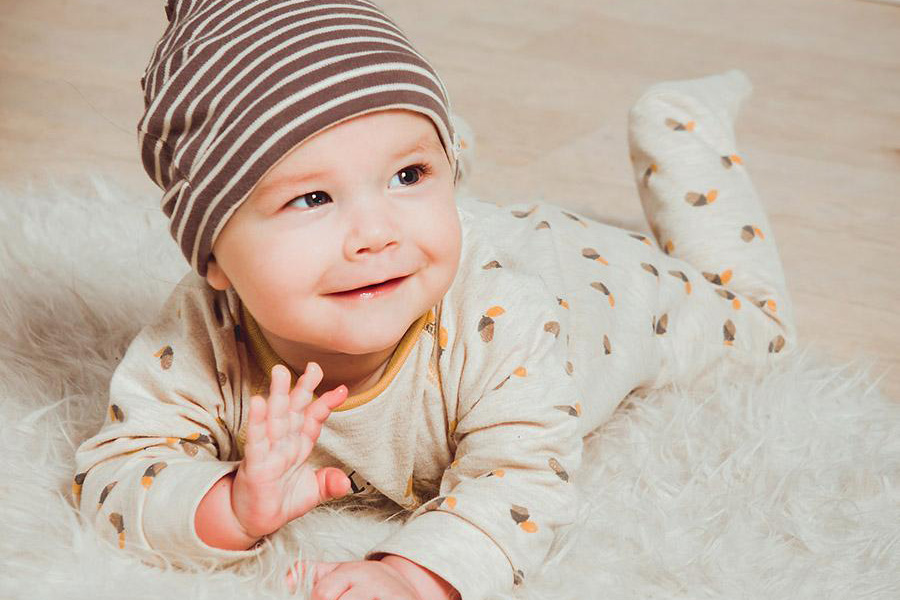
left=205, top=256, right=232, bottom=291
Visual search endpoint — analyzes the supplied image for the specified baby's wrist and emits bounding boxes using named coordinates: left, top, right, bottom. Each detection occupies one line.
left=195, top=472, right=264, bottom=550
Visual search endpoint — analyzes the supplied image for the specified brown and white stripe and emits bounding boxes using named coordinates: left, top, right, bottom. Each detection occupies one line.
left=138, top=0, right=459, bottom=276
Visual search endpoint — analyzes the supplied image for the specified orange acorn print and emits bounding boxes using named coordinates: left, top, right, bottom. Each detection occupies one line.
left=721, top=154, right=743, bottom=168
left=723, top=320, right=736, bottom=346
left=590, top=281, right=615, bottom=307
left=769, top=335, right=786, bottom=353
left=535, top=220, right=551, bottom=230
left=642, top=163, right=658, bottom=187
left=715, top=289, right=742, bottom=310
left=72, top=472, right=87, bottom=503
left=654, top=314, right=669, bottom=335
left=667, top=270, right=692, bottom=294
left=685, top=189, right=718, bottom=206
left=514, top=366, right=527, bottom=377
left=582, top=247, right=609, bottom=265
left=555, top=403, right=582, bottom=417
left=510, top=505, right=538, bottom=532
left=141, top=462, right=168, bottom=489
left=482, top=259, right=502, bottom=269
left=561, top=211, right=588, bottom=227
left=180, top=433, right=212, bottom=456
left=544, top=321, right=561, bottom=338
left=664, top=239, right=675, bottom=255
left=665, top=118, right=695, bottom=131
left=741, top=225, right=765, bottom=242
left=757, top=298, right=778, bottom=312
left=548, top=458, right=569, bottom=482
left=484, top=469, right=505, bottom=478
left=109, top=512, right=125, bottom=549
left=154, top=345, right=174, bottom=370
left=629, top=233, right=653, bottom=247
left=478, top=306, right=505, bottom=343
left=603, top=334, right=612, bottom=355
left=424, top=496, right=456, bottom=511
left=557, top=297, right=569, bottom=309
left=511, top=206, right=537, bottom=218
left=703, top=269, right=733, bottom=286
left=98, top=481, right=117, bottom=509
left=108, top=404, right=124, bottom=423
left=641, top=262, right=659, bottom=278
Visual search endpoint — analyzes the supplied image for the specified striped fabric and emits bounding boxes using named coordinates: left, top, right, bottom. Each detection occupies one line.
left=137, top=0, right=459, bottom=276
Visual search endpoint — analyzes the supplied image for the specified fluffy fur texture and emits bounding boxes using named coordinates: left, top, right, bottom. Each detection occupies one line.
left=1, top=177, right=897, bottom=599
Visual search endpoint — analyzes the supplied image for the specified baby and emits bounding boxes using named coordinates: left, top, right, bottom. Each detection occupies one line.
left=73, top=1, right=797, bottom=599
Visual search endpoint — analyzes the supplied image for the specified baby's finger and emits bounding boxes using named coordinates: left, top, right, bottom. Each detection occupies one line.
left=287, top=362, right=321, bottom=430
left=300, top=386, right=348, bottom=440
left=266, top=365, right=292, bottom=442
left=243, top=395, right=270, bottom=464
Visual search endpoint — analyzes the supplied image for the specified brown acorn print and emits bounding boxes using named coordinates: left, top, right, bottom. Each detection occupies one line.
left=492, top=375, right=510, bottom=391
left=108, top=404, right=124, bottom=423
left=582, top=247, right=609, bottom=265
left=482, top=260, right=502, bottom=269
left=665, top=118, right=695, bottom=131
left=703, top=269, right=733, bottom=286
left=98, top=481, right=117, bottom=509
left=180, top=433, right=212, bottom=456
left=664, top=239, right=675, bottom=255
left=478, top=306, right=505, bottom=343
left=654, top=313, right=668, bottom=335
left=685, top=189, right=718, bottom=206
left=513, top=569, right=525, bottom=586
left=769, top=334, right=786, bottom=353
left=561, top=211, right=588, bottom=227
left=72, top=472, right=87, bottom=503
left=109, top=513, right=125, bottom=549
left=565, top=361, right=574, bottom=375
left=153, top=345, right=174, bottom=370
left=756, top=298, right=778, bottom=312
left=141, top=462, right=168, bottom=489
left=715, top=289, right=742, bottom=310
left=603, top=334, right=612, bottom=355
left=741, top=225, right=765, bottom=242
left=723, top=319, right=736, bottom=346
left=217, top=371, right=227, bottom=387
left=642, top=163, right=658, bottom=187
left=590, top=281, right=615, bottom=307
left=510, top=505, right=538, bottom=532
left=629, top=233, right=653, bottom=247
left=483, top=468, right=505, bottom=478
left=667, top=270, right=692, bottom=294
left=535, top=220, right=551, bottom=230
left=549, top=458, right=569, bottom=482
left=641, top=262, right=659, bottom=278
left=511, top=206, right=537, bottom=218
left=544, top=321, right=560, bottom=338
left=721, top=154, right=743, bottom=168
left=557, top=297, right=570, bottom=309
left=554, top=403, right=582, bottom=417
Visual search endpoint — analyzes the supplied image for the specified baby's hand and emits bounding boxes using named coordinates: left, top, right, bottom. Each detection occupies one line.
left=231, top=362, right=352, bottom=539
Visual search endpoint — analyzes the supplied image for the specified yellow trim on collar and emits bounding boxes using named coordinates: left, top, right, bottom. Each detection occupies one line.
left=239, top=302, right=432, bottom=412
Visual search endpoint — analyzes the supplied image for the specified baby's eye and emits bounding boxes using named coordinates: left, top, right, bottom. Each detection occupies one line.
left=287, top=191, right=332, bottom=209
left=389, top=163, right=431, bottom=189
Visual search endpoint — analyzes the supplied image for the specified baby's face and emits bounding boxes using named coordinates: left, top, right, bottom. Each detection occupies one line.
left=205, top=109, right=461, bottom=358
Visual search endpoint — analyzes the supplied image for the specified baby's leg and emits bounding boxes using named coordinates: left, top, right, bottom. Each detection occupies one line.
left=627, top=70, right=798, bottom=387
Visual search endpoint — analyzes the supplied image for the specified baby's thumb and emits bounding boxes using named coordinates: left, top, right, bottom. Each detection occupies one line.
left=316, top=467, right=352, bottom=501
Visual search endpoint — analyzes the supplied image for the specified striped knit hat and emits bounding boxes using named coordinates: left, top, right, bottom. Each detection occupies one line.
left=138, top=0, right=460, bottom=277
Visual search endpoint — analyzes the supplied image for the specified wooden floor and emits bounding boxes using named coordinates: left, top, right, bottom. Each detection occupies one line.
left=1, top=0, right=898, bottom=399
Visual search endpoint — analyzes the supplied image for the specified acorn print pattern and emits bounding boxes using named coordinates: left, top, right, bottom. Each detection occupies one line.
left=478, top=306, right=505, bottom=343
left=642, top=163, right=658, bottom=187
left=582, top=247, right=609, bottom=265
left=72, top=472, right=87, bottom=504
left=685, top=189, right=718, bottom=207
left=548, top=458, right=569, bottom=482
left=109, top=404, right=124, bottom=423
left=98, top=481, right=117, bottom=509
left=665, top=117, right=695, bottom=131
left=668, top=270, right=692, bottom=294
left=715, top=288, right=742, bottom=310
left=653, top=314, right=669, bottom=335
left=741, top=225, right=765, bottom=242
left=590, top=281, right=615, bottom=307
left=109, top=513, right=125, bottom=549
left=510, top=504, right=538, bottom=533
left=721, top=154, right=743, bottom=168
left=603, top=334, right=612, bottom=355
left=153, top=345, right=174, bottom=370
left=179, top=433, right=213, bottom=456
left=561, top=211, right=588, bottom=228
left=141, top=462, right=168, bottom=489
left=629, top=232, right=654, bottom=247
left=723, top=319, right=736, bottom=346
left=554, top=403, right=582, bottom=417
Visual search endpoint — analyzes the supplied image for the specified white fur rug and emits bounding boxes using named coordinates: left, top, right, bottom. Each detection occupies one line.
left=1, top=177, right=898, bottom=600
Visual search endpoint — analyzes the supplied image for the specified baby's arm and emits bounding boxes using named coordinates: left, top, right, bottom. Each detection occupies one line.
left=195, top=363, right=351, bottom=550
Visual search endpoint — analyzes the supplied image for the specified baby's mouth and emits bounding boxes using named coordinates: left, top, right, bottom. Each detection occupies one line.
left=330, top=275, right=408, bottom=297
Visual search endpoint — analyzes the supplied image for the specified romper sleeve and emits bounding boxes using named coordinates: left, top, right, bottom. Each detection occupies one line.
left=366, top=277, right=584, bottom=600
left=72, top=273, right=262, bottom=568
